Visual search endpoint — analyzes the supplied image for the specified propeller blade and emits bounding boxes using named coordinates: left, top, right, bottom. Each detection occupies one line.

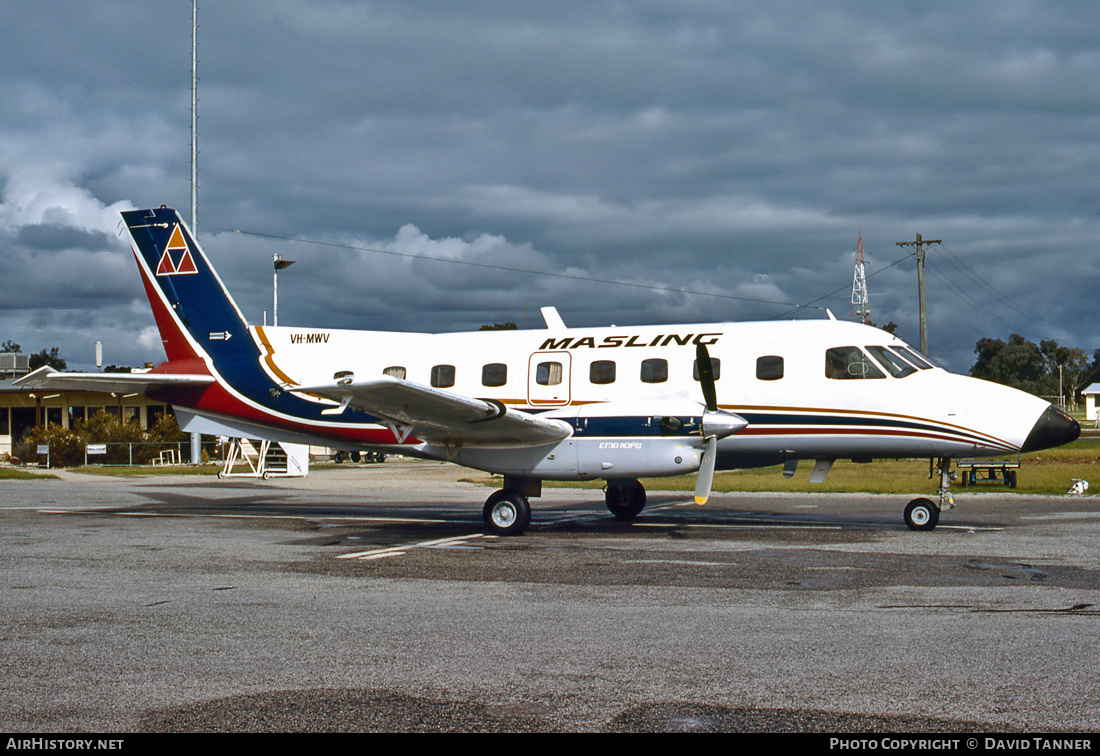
left=696, top=343, right=717, bottom=412
left=694, top=435, right=717, bottom=505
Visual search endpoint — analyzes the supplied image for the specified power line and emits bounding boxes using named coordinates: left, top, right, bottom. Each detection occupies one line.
left=931, top=243, right=1077, bottom=336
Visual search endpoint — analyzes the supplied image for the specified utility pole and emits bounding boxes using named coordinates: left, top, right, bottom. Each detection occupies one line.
left=896, top=233, right=941, bottom=354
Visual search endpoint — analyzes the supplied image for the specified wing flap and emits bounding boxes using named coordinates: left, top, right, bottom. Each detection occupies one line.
left=292, top=376, right=573, bottom=447
left=13, top=366, right=214, bottom=394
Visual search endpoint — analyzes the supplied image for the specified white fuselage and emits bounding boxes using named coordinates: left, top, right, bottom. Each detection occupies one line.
left=247, top=317, right=1052, bottom=480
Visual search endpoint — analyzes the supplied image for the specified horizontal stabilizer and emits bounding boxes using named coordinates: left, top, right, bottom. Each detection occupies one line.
left=293, top=375, right=573, bottom=448
left=13, top=366, right=214, bottom=395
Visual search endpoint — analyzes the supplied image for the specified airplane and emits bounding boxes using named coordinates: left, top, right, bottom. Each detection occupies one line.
left=17, top=206, right=1081, bottom=536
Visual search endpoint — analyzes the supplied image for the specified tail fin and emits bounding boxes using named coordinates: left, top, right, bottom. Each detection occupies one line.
left=123, top=207, right=253, bottom=366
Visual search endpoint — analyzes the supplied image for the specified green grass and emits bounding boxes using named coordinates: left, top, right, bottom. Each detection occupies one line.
left=69, top=464, right=230, bottom=476
left=0, top=467, right=59, bottom=480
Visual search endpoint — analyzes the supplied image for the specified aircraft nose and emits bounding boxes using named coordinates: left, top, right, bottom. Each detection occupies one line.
left=1021, top=406, right=1080, bottom=452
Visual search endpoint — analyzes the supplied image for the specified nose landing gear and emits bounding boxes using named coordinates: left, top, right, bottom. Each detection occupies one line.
left=904, top=457, right=955, bottom=531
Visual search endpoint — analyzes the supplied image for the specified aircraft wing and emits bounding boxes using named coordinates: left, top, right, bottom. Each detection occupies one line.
left=292, top=376, right=574, bottom=448
left=13, top=366, right=215, bottom=394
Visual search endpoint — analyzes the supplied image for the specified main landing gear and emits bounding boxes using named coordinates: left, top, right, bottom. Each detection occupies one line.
left=605, top=479, right=646, bottom=520
left=903, top=457, right=955, bottom=531
left=482, top=490, right=531, bottom=536
left=483, top=476, right=542, bottom=536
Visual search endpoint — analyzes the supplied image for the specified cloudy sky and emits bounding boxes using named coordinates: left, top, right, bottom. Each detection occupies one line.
left=2, top=1, right=1098, bottom=372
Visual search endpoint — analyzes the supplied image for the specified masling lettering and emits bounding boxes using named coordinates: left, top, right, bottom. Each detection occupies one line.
left=539, top=333, right=721, bottom=351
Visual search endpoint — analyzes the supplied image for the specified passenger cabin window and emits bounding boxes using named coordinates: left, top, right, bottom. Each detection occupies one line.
left=640, top=358, right=668, bottom=383
left=756, top=356, right=784, bottom=381
left=693, top=358, right=721, bottom=381
left=536, top=361, right=563, bottom=386
left=431, top=364, right=455, bottom=388
left=482, top=363, right=508, bottom=387
left=590, top=360, right=616, bottom=385
left=383, top=366, right=406, bottom=379
left=825, top=347, right=884, bottom=379
left=866, top=347, right=916, bottom=378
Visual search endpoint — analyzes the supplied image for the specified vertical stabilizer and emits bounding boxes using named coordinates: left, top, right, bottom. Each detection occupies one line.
left=123, top=207, right=254, bottom=366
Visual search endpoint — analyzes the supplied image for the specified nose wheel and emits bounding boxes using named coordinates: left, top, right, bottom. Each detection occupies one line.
left=903, top=497, right=940, bottom=531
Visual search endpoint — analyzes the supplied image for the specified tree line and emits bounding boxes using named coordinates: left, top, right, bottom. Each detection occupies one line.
left=969, top=334, right=1098, bottom=403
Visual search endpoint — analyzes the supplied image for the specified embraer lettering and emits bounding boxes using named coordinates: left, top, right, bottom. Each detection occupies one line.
left=539, top=333, right=721, bottom=350
left=290, top=333, right=331, bottom=345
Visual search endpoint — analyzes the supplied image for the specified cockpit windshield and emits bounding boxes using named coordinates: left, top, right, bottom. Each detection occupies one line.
left=826, top=347, right=886, bottom=379
left=867, top=346, right=917, bottom=378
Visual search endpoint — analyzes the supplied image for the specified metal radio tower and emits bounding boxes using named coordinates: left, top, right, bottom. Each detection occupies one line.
left=850, top=230, right=870, bottom=325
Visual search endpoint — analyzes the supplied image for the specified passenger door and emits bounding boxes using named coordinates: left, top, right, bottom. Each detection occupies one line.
left=527, top=351, right=571, bottom=408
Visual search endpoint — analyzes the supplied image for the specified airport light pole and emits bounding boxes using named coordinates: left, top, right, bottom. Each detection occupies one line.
left=273, top=254, right=295, bottom=327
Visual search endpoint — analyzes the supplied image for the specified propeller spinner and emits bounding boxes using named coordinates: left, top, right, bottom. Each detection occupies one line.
left=693, top=343, right=748, bottom=505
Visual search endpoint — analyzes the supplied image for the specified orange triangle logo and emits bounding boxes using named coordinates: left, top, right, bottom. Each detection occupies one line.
left=166, top=224, right=187, bottom=250
left=155, top=224, right=199, bottom=276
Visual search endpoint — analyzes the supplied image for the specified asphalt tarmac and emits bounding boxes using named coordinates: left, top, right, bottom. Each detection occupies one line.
left=2, top=459, right=1099, bottom=733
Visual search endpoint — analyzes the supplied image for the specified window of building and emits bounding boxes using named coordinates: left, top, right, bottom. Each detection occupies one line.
left=825, top=347, right=885, bottom=379
left=536, top=361, right=563, bottom=386
left=693, top=358, right=721, bottom=381
left=383, top=366, right=407, bottom=379
left=641, top=358, right=668, bottom=383
left=756, top=355, right=784, bottom=381
left=590, top=360, right=616, bottom=384
left=147, top=405, right=166, bottom=427
left=431, top=364, right=456, bottom=388
left=482, top=363, right=508, bottom=387
left=0, top=406, right=8, bottom=435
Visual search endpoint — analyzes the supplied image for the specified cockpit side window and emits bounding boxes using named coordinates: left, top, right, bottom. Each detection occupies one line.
left=867, top=346, right=916, bottom=378
left=891, top=345, right=934, bottom=370
left=825, top=347, right=885, bottom=379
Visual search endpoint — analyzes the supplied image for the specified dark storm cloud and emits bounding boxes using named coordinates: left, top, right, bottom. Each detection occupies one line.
left=1, top=1, right=1098, bottom=371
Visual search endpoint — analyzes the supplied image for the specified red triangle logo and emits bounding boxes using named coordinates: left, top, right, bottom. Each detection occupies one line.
left=175, top=248, right=198, bottom=274
left=156, top=249, right=177, bottom=276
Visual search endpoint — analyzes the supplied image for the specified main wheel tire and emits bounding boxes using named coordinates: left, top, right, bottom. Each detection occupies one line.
left=904, top=497, right=939, bottom=531
left=605, top=479, right=646, bottom=520
left=483, top=490, right=531, bottom=536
